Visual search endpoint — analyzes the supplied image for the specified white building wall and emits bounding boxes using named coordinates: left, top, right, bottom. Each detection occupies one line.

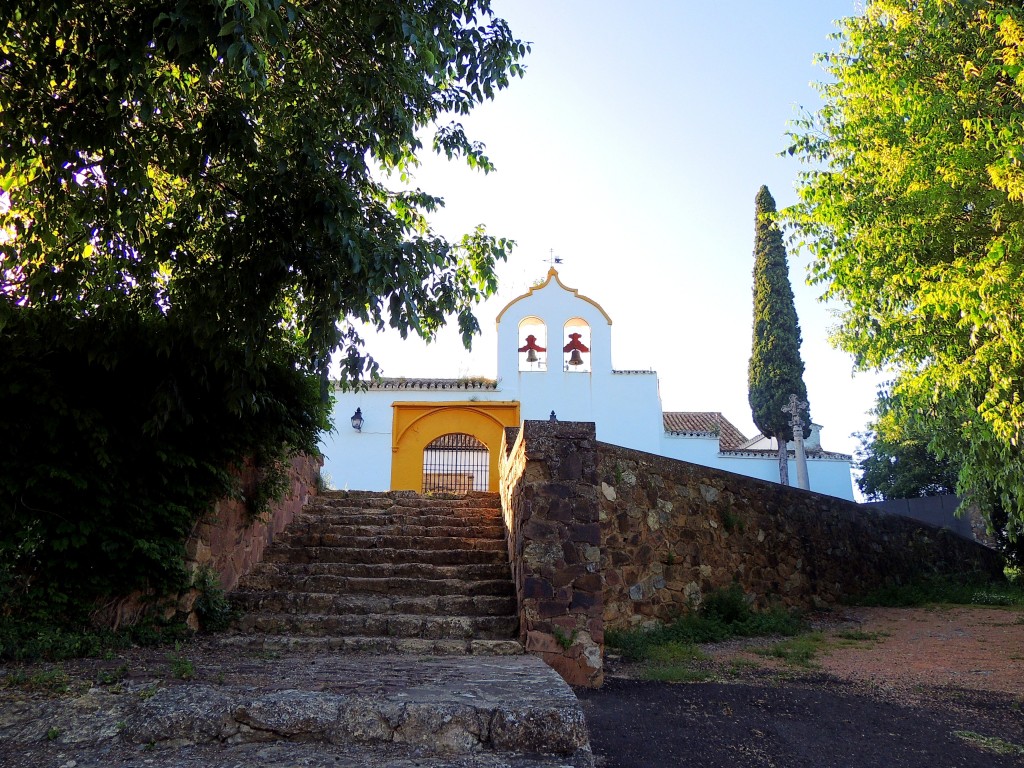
left=660, top=434, right=724, bottom=467
left=319, top=386, right=509, bottom=492
left=320, top=269, right=856, bottom=500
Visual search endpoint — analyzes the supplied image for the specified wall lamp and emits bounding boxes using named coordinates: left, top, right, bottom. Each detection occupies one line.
left=351, top=408, right=364, bottom=432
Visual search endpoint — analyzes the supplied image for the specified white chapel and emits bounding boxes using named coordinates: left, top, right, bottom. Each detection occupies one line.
left=320, top=269, right=854, bottom=499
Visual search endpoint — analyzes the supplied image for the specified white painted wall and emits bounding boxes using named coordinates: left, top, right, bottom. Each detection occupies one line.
left=320, top=269, right=855, bottom=499
left=319, top=386, right=510, bottom=492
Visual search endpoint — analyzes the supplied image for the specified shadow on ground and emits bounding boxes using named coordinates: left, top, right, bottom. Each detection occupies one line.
left=577, top=675, right=1024, bottom=768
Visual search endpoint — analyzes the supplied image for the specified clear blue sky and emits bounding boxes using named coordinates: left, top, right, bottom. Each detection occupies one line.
left=346, top=0, right=881, bottom=462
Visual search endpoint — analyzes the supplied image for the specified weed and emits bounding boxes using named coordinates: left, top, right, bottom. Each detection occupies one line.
left=753, top=632, right=826, bottom=666
left=833, top=629, right=888, bottom=649
left=3, top=666, right=71, bottom=694
left=46, top=727, right=61, bottom=741
left=552, top=627, right=578, bottom=651
left=643, top=665, right=714, bottom=683
left=191, top=566, right=235, bottom=633
left=854, top=574, right=1024, bottom=608
left=952, top=730, right=1024, bottom=756
left=834, top=629, right=879, bottom=642
left=613, top=463, right=623, bottom=485
left=167, top=644, right=195, bottom=680
left=138, top=684, right=159, bottom=700
left=96, top=664, right=128, bottom=686
left=316, top=470, right=334, bottom=493
left=0, top=615, right=190, bottom=663
left=640, top=642, right=711, bottom=683
left=727, top=658, right=761, bottom=676
left=606, top=584, right=804, bottom=662
left=721, top=508, right=744, bottom=534
left=646, top=642, right=708, bottom=664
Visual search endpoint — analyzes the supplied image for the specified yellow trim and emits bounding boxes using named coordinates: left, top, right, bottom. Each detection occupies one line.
left=390, top=401, right=521, bottom=492
left=494, top=267, right=613, bottom=327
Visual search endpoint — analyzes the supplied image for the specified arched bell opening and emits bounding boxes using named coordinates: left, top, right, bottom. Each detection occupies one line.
left=563, top=318, right=591, bottom=372
left=518, top=316, right=548, bottom=371
left=422, top=433, right=490, bottom=494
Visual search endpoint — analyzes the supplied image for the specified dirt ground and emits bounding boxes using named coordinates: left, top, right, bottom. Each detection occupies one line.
left=577, top=605, right=1024, bottom=767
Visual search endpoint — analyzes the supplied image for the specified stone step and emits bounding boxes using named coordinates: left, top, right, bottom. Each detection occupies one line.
left=216, top=635, right=526, bottom=656
left=233, top=612, right=519, bottom=640
left=285, top=518, right=508, bottom=539
left=230, top=590, right=516, bottom=617
left=2, top=654, right=594, bottom=766
left=301, top=505, right=504, bottom=525
left=315, top=491, right=501, bottom=510
left=238, top=573, right=516, bottom=597
left=311, top=499, right=503, bottom=518
left=245, top=561, right=511, bottom=581
left=263, top=545, right=507, bottom=566
left=280, top=533, right=508, bottom=552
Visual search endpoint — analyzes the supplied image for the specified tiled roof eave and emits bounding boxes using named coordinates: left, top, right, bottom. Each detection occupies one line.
left=334, top=377, right=498, bottom=391
left=718, top=449, right=852, bottom=461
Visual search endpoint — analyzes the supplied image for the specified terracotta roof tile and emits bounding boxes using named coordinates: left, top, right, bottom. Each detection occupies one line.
left=361, top=377, right=498, bottom=391
left=368, top=376, right=499, bottom=391
left=720, top=447, right=853, bottom=461
left=663, top=412, right=747, bottom=450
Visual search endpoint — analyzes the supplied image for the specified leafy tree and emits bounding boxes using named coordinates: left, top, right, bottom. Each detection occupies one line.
left=785, top=0, right=1024, bottom=530
left=1, top=0, right=526, bottom=380
left=0, top=1, right=528, bottom=639
left=748, top=185, right=811, bottom=485
left=856, top=389, right=960, bottom=501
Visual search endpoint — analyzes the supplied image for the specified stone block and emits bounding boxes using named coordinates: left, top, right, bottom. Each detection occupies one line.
left=570, top=523, right=600, bottom=545
left=523, top=576, right=554, bottom=599
left=538, top=599, right=569, bottom=618
left=570, top=591, right=599, bottom=611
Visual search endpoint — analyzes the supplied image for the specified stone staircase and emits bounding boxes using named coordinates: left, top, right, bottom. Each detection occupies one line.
left=226, top=490, right=522, bottom=654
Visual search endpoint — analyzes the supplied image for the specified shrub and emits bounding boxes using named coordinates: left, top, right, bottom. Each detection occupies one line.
left=0, top=307, right=328, bottom=658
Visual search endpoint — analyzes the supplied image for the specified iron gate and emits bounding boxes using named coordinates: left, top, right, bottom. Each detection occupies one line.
left=422, top=433, right=489, bottom=494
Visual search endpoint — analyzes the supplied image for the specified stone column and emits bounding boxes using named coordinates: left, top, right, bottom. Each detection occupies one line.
left=501, top=420, right=604, bottom=687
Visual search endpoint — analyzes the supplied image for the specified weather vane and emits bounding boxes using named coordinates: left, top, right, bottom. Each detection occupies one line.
left=546, top=248, right=563, bottom=268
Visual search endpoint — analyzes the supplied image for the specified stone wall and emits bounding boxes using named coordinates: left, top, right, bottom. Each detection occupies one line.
left=500, top=422, right=605, bottom=687
left=181, top=453, right=321, bottom=625
left=596, top=443, right=1004, bottom=629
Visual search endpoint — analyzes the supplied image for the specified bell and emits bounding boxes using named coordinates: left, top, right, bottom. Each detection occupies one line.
left=568, top=349, right=584, bottom=366
left=526, top=348, right=538, bottom=363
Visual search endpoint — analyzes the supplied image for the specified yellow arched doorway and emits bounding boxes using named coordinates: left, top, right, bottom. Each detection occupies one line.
left=390, top=401, right=520, bottom=493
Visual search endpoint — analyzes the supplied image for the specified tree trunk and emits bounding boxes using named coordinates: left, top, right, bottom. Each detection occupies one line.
left=777, top=439, right=790, bottom=485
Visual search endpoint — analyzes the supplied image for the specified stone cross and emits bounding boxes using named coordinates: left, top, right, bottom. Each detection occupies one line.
left=781, top=394, right=810, bottom=490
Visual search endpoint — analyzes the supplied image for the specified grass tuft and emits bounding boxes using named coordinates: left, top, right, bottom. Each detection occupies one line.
left=854, top=574, right=1024, bottom=608
left=953, top=730, right=1024, bottom=756
left=753, top=632, right=826, bottom=666
left=606, top=584, right=805, bottom=663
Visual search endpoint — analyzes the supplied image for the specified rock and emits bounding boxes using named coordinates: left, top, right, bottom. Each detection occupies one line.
left=124, top=685, right=235, bottom=745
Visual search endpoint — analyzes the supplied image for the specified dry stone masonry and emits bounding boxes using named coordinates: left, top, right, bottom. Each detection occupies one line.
left=595, top=441, right=1002, bottom=629
left=499, top=421, right=1003, bottom=687
left=500, top=423, right=605, bottom=688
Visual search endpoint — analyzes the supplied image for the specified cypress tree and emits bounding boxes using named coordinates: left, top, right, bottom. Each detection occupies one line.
left=748, top=185, right=811, bottom=485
